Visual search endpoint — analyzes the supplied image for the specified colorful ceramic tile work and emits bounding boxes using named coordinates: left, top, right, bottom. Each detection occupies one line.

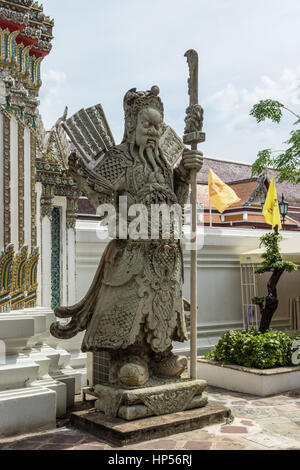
left=51, top=207, right=61, bottom=311
left=0, top=0, right=54, bottom=127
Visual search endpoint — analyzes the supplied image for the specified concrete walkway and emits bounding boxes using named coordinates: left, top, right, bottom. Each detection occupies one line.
left=1, top=386, right=300, bottom=450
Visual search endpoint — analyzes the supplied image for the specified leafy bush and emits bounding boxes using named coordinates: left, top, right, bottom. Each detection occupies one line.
left=205, top=328, right=294, bottom=369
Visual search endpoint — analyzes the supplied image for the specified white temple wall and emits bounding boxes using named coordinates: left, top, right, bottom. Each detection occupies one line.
left=10, top=116, right=18, bottom=250
left=23, top=127, right=31, bottom=252
left=0, top=112, right=3, bottom=252
left=75, top=221, right=300, bottom=354
left=75, top=221, right=104, bottom=302
left=257, top=269, right=300, bottom=330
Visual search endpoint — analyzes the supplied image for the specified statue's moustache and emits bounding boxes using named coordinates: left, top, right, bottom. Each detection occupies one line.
left=138, top=141, right=162, bottom=172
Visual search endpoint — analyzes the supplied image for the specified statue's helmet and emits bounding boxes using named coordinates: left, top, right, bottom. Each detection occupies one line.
left=123, top=86, right=164, bottom=143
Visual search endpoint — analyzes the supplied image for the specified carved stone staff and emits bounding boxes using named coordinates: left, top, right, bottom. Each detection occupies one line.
left=183, top=50, right=206, bottom=380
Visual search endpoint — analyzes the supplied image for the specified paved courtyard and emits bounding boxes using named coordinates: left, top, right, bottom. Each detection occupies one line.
left=1, top=386, right=300, bottom=451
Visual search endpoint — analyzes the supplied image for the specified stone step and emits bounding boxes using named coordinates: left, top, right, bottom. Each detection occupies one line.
left=0, top=386, right=56, bottom=438
left=71, top=401, right=231, bottom=447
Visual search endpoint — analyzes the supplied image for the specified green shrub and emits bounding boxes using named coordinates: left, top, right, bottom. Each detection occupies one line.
left=205, top=328, right=293, bottom=369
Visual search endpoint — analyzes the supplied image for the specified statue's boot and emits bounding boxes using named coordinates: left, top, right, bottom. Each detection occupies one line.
left=118, top=359, right=149, bottom=387
left=153, top=354, right=188, bottom=378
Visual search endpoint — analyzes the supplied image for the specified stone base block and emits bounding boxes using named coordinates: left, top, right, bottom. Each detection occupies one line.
left=71, top=402, right=230, bottom=446
left=60, top=368, right=84, bottom=395
left=75, top=367, right=87, bottom=389
left=0, top=386, right=56, bottom=438
left=52, top=374, right=75, bottom=410
left=37, top=379, right=67, bottom=418
left=93, top=379, right=208, bottom=420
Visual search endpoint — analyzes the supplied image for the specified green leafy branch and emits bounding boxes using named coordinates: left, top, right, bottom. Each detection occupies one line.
left=250, top=100, right=300, bottom=184
left=255, top=231, right=297, bottom=275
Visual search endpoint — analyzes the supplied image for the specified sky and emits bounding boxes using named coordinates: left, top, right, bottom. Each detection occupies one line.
left=39, top=0, right=300, bottom=165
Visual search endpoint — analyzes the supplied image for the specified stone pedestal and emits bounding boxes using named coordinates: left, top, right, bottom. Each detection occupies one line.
left=93, top=379, right=208, bottom=421
left=71, top=402, right=230, bottom=447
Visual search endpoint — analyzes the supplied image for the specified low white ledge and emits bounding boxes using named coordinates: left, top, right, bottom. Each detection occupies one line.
left=197, top=359, right=300, bottom=396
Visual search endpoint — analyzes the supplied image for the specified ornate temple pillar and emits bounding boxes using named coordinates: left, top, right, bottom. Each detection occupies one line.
left=0, top=112, right=4, bottom=252
left=40, top=185, right=54, bottom=308
left=10, top=115, right=19, bottom=249
left=24, top=127, right=32, bottom=252
left=45, top=196, right=86, bottom=393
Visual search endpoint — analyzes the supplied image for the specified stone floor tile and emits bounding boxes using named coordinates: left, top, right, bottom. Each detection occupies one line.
left=241, top=420, right=255, bottom=426
left=183, top=441, right=212, bottom=450
left=231, top=406, right=279, bottom=418
left=286, top=411, right=300, bottom=420
left=5, top=443, right=41, bottom=450
left=71, top=444, right=106, bottom=450
left=231, top=400, right=249, bottom=405
left=260, top=424, right=300, bottom=440
left=251, top=401, right=275, bottom=407
left=220, top=425, right=248, bottom=434
left=142, top=440, right=176, bottom=450
left=214, top=443, right=249, bottom=450
left=255, top=416, right=292, bottom=425
left=243, top=432, right=300, bottom=449
left=38, top=444, right=72, bottom=450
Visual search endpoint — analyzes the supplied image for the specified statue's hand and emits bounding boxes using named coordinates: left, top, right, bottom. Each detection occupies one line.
left=182, top=149, right=203, bottom=172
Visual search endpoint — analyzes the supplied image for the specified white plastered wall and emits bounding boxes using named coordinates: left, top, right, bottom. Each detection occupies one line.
left=75, top=221, right=300, bottom=353
left=257, top=268, right=300, bottom=330
left=9, top=116, right=18, bottom=250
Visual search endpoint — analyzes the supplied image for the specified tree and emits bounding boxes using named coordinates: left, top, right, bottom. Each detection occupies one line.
left=250, top=100, right=300, bottom=184
left=253, top=228, right=297, bottom=333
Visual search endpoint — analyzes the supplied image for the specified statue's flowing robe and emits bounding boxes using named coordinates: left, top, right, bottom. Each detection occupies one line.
left=51, top=143, right=190, bottom=354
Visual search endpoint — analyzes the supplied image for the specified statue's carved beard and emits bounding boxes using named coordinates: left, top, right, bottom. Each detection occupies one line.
left=138, top=141, right=162, bottom=173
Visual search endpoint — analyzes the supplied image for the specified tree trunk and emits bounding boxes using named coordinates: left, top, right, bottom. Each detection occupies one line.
left=259, top=268, right=285, bottom=333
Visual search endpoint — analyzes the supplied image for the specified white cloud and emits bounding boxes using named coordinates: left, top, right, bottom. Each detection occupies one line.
left=206, top=65, right=300, bottom=133
left=39, top=69, right=67, bottom=130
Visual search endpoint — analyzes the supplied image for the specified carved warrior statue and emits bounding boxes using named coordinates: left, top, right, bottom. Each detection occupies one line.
left=51, top=86, right=203, bottom=387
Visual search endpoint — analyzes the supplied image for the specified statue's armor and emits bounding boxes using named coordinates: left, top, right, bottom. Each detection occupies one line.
left=81, top=143, right=189, bottom=354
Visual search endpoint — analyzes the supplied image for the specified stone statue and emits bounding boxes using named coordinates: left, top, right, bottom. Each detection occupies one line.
left=51, top=86, right=203, bottom=389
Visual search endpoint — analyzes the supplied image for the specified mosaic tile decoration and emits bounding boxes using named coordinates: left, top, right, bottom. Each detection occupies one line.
left=51, top=207, right=61, bottom=311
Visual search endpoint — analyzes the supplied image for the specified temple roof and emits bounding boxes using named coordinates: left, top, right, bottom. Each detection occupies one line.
left=197, top=176, right=267, bottom=208
left=199, top=156, right=300, bottom=205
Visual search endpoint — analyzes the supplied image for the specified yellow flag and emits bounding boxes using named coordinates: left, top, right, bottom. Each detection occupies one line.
left=208, top=168, right=241, bottom=213
left=262, top=177, right=282, bottom=231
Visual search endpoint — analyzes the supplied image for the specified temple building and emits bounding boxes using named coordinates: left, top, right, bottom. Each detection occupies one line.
left=0, top=1, right=85, bottom=436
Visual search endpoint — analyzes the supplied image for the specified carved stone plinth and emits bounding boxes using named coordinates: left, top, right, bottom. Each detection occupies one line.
left=71, top=401, right=231, bottom=447
left=91, top=379, right=207, bottom=421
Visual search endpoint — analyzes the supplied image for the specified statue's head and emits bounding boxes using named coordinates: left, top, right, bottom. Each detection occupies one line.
left=123, top=86, right=164, bottom=149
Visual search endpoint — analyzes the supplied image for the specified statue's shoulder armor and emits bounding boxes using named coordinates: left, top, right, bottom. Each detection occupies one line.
left=93, top=143, right=133, bottom=186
